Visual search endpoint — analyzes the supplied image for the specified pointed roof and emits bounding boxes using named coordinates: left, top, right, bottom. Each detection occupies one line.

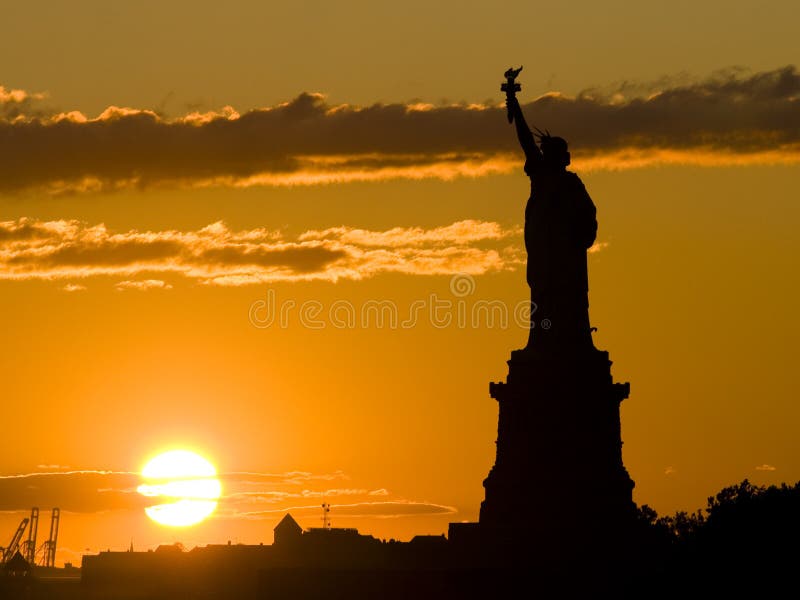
left=274, top=513, right=302, bottom=535
left=4, top=551, right=31, bottom=574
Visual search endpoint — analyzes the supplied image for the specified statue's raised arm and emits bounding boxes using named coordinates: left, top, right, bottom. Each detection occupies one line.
left=501, top=67, right=540, bottom=162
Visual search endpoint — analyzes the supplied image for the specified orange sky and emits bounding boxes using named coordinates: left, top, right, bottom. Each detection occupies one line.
left=0, top=1, right=798, bottom=566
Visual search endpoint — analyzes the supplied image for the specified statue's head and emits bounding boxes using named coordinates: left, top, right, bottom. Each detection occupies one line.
left=540, top=135, right=570, bottom=169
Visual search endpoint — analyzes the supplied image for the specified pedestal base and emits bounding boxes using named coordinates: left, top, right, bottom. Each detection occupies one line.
left=479, top=346, right=636, bottom=560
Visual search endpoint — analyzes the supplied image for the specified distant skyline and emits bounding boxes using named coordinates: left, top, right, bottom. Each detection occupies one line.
left=1, top=0, right=798, bottom=566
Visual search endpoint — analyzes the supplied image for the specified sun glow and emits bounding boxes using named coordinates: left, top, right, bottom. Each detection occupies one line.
left=137, top=450, right=222, bottom=527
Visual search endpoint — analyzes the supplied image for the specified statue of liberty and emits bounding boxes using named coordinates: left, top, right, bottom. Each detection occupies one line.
left=502, top=67, right=598, bottom=353
left=478, top=69, right=635, bottom=561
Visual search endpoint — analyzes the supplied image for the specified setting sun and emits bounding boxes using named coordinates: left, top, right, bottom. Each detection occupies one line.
left=137, top=450, right=222, bottom=527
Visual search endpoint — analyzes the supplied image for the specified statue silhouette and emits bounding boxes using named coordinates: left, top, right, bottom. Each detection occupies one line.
left=504, top=74, right=597, bottom=352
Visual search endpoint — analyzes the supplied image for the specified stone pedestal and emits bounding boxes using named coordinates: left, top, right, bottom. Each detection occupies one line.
left=479, top=346, right=636, bottom=559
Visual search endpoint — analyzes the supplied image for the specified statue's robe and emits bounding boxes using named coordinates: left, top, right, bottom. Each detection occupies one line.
left=524, top=159, right=597, bottom=350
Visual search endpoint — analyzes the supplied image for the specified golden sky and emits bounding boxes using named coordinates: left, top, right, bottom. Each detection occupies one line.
left=0, top=0, right=798, bottom=565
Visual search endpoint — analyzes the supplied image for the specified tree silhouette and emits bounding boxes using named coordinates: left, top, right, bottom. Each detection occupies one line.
left=635, top=479, right=800, bottom=594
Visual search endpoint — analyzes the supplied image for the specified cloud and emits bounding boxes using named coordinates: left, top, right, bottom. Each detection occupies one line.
left=231, top=501, right=457, bottom=520
left=224, top=470, right=350, bottom=484
left=0, top=470, right=144, bottom=512
left=0, top=218, right=521, bottom=286
left=299, top=220, right=510, bottom=247
left=115, top=279, right=172, bottom=291
left=755, top=464, right=777, bottom=471
left=223, top=488, right=381, bottom=503
left=0, top=85, right=46, bottom=120
left=61, top=283, right=86, bottom=292
left=588, top=241, right=608, bottom=254
left=0, top=469, right=455, bottom=523
left=0, top=66, right=797, bottom=193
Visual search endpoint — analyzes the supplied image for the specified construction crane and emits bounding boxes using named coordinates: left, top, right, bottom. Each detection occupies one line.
left=1, top=517, right=29, bottom=563
left=20, top=507, right=39, bottom=564
left=38, top=508, right=60, bottom=568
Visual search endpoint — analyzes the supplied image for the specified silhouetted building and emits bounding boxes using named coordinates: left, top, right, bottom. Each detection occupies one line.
left=3, top=551, right=31, bottom=578
left=273, top=513, right=302, bottom=546
left=81, top=518, right=458, bottom=598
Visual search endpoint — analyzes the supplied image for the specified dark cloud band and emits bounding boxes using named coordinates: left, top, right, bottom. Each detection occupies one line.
left=0, top=66, right=797, bottom=193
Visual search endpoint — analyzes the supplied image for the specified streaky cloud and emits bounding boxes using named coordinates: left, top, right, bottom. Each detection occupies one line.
left=0, top=66, right=797, bottom=193
left=114, top=279, right=173, bottom=291
left=229, top=501, right=457, bottom=520
left=0, top=469, right=455, bottom=523
left=0, top=218, right=521, bottom=286
left=0, top=470, right=144, bottom=513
